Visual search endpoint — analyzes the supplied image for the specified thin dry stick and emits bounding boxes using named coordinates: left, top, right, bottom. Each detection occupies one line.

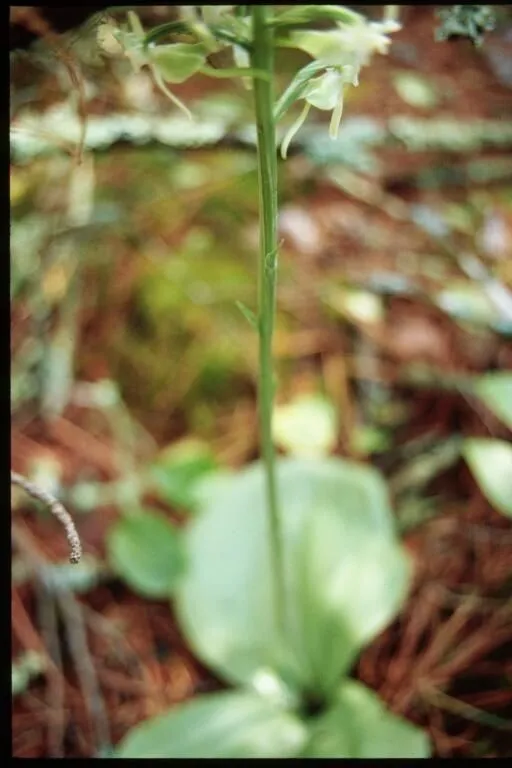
left=55, top=591, right=112, bottom=753
left=11, top=471, right=82, bottom=564
left=35, top=579, right=66, bottom=757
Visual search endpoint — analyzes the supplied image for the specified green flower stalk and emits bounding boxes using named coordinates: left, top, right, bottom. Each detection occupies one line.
left=250, top=6, right=287, bottom=641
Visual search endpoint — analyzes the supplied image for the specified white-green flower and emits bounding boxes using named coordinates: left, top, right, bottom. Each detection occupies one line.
left=110, top=11, right=221, bottom=120
left=280, top=14, right=401, bottom=157
left=280, top=67, right=356, bottom=159
left=291, top=16, right=401, bottom=70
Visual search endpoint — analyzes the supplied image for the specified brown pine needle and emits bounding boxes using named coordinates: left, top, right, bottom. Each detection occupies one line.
left=11, top=471, right=82, bottom=564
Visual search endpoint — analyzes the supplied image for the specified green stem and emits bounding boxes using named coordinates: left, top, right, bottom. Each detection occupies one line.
left=250, top=6, right=286, bottom=641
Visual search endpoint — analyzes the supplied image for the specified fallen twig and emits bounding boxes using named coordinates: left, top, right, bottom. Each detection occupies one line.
left=35, top=577, right=66, bottom=756
left=11, top=471, right=82, bottom=564
left=55, top=590, right=111, bottom=753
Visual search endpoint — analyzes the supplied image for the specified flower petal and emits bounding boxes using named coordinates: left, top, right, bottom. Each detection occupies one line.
left=289, top=30, right=348, bottom=66
left=329, top=90, right=345, bottom=139
left=304, top=70, right=344, bottom=111
left=281, top=101, right=311, bottom=159
left=150, top=43, right=207, bottom=83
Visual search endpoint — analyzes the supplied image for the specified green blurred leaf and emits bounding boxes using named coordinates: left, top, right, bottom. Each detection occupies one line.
left=115, top=691, right=307, bottom=758
left=463, top=438, right=512, bottom=518
left=350, top=425, right=391, bottom=456
left=176, top=458, right=410, bottom=696
left=474, top=372, right=512, bottom=430
left=273, top=395, right=337, bottom=458
left=390, top=437, right=462, bottom=496
left=392, top=72, right=439, bottom=110
left=302, top=680, right=430, bottom=757
left=396, top=496, right=440, bottom=533
left=107, top=510, right=185, bottom=598
left=437, top=283, right=501, bottom=327
left=151, top=439, right=219, bottom=511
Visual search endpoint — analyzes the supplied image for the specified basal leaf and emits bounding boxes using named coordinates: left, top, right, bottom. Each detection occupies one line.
left=302, top=680, right=430, bottom=757
left=107, top=510, right=185, bottom=598
left=463, top=438, right=512, bottom=518
left=176, top=457, right=410, bottom=697
left=115, top=691, right=307, bottom=758
left=474, top=372, right=512, bottom=430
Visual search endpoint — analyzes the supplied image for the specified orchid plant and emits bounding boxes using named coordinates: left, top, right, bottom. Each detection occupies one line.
left=98, top=5, right=429, bottom=759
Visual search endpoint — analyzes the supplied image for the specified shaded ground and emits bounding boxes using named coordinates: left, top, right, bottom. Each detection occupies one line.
left=11, top=5, right=512, bottom=758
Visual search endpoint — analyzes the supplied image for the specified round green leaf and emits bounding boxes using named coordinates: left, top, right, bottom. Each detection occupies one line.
left=150, top=43, right=207, bottom=83
left=115, top=691, right=307, bottom=758
left=107, top=510, right=185, bottom=598
left=474, top=372, right=512, bottom=430
left=463, top=438, right=512, bottom=518
left=176, top=457, right=411, bottom=697
left=302, top=680, right=430, bottom=757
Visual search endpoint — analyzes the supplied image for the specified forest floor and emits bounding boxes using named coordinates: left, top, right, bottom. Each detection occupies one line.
left=11, top=6, right=512, bottom=757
